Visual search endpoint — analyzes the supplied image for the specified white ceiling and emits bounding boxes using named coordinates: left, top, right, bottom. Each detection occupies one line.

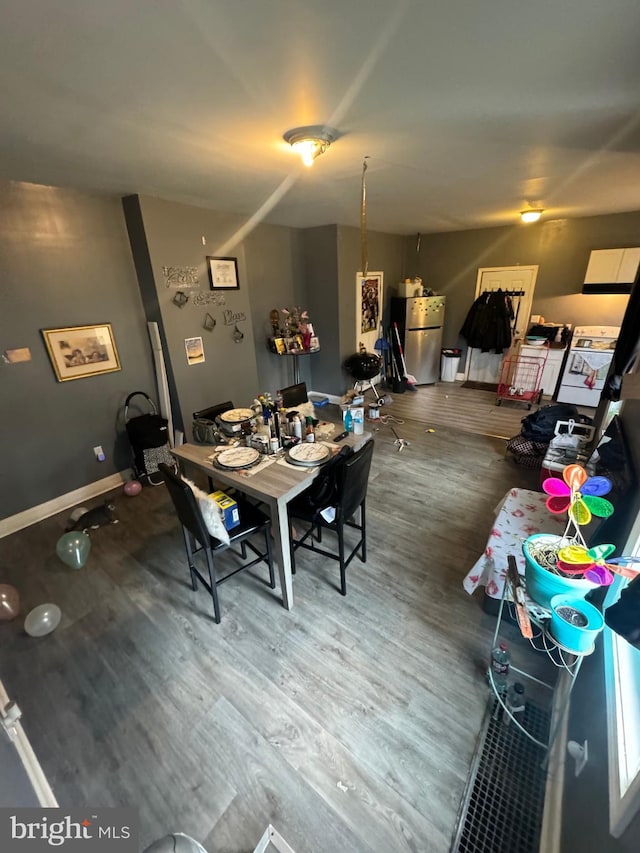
left=2, top=0, right=640, bottom=235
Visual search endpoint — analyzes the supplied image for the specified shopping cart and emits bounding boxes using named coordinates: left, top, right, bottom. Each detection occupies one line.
left=496, top=342, right=549, bottom=409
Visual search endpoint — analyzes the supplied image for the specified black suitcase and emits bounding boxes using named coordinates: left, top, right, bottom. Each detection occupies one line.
left=124, top=391, right=176, bottom=486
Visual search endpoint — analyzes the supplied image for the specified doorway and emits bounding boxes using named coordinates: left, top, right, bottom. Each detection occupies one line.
left=465, top=266, right=538, bottom=385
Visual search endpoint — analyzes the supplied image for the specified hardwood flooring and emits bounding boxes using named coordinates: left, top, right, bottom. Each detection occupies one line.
left=1, top=389, right=549, bottom=852
left=378, top=381, right=531, bottom=439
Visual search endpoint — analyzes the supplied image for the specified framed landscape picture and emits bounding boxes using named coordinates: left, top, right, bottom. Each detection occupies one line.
left=41, top=324, right=121, bottom=382
left=206, top=256, right=239, bottom=290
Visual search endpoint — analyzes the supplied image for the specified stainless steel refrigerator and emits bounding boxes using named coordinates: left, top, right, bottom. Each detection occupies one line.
left=390, top=296, right=446, bottom=384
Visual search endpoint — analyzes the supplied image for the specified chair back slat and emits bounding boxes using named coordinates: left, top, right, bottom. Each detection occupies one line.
left=159, top=463, right=210, bottom=545
left=336, top=440, right=374, bottom=519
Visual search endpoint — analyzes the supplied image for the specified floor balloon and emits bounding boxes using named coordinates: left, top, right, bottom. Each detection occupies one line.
left=0, top=584, right=20, bottom=621
left=56, top=531, right=91, bottom=569
left=24, top=603, right=61, bottom=637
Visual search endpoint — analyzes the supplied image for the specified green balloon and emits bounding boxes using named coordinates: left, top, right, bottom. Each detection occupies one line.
left=56, top=531, right=91, bottom=569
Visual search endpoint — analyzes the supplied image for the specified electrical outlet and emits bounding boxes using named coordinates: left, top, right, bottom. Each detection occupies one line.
left=93, top=445, right=105, bottom=462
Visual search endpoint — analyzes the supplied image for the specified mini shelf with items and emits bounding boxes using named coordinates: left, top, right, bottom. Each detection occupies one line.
left=488, top=553, right=597, bottom=751
left=267, top=307, right=320, bottom=356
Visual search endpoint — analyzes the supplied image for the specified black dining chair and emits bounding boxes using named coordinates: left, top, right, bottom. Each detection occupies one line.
left=288, top=439, right=375, bottom=595
left=158, top=463, right=275, bottom=623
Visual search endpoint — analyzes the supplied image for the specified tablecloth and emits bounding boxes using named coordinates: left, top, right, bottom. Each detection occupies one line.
left=463, top=488, right=565, bottom=600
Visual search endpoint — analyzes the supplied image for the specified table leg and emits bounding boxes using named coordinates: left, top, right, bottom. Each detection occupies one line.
left=267, top=495, right=294, bottom=610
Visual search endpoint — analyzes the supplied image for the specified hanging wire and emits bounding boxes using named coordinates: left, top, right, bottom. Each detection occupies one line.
left=360, top=156, right=370, bottom=276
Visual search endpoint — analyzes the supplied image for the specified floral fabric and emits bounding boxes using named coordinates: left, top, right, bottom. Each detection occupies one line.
left=463, top=488, right=565, bottom=599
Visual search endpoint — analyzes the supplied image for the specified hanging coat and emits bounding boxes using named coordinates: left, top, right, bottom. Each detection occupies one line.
left=460, top=290, right=513, bottom=353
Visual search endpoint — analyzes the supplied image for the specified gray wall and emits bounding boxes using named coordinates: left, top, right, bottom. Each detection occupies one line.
left=0, top=182, right=156, bottom=519
left=300, top=225, right=405, bottom=396
left=244, top=222, right=306, bottom=395
left=124, top=195, right=312, bottom=435
left=301, top=226, right=340, bottom=393
left=405, top=211, right=640, bottom=351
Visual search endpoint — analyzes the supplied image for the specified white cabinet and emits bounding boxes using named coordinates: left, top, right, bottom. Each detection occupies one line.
left=519, top=345, right=566, bottom=397
left=583, top=248, right=640, bottom=292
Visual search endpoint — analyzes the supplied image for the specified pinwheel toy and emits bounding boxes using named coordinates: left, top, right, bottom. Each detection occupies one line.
left=542, top=464, right=614, bottom=527
left=556, top=543, right=640, bottom=584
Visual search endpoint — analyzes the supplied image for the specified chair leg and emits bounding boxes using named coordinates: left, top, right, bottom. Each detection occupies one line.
left=240, top=541, right=247, bottom=559
left=289, top=519, right=297, bottom=575
left=204, top=546, right=221, bottom=624
left=183, top=528, right=198, bottom=591
left=264, top=528, right=276, bottom=589
left=338, top=522, right=347, bottom=596
left=360, top=500, right=367, bottom=563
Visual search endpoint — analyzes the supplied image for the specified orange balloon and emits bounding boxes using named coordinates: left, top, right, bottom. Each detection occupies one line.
left=0, top=584, right=20, bottom=621
left=563, top=463, right=587, bottom=491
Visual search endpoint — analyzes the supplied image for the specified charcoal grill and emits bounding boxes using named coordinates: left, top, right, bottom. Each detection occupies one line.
left=343, top=352, right=385, bottom=404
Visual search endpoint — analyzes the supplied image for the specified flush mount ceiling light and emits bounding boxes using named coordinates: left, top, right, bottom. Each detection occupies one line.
left=283, top=126, right=337, bottom=167
left=520, top=209, right=544, bottom=224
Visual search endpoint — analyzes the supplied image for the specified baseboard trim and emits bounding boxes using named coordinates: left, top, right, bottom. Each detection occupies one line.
left=0, top=471, right=131, bottom=539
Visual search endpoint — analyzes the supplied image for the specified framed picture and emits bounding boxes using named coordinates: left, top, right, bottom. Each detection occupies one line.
left=355, top=270, right=384, bottom=353
left=285, top=336, right=302, bottom=353
left=184, top=336, right=205, bottom=365
left=207, top=256, right=239, bottom=291
left=41, top=324, right=121, bottom=382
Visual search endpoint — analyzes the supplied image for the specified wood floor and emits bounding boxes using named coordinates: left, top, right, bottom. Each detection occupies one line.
left=1, top=389, right=546, bottom=852
left=376, top=380, right=532, bottom=439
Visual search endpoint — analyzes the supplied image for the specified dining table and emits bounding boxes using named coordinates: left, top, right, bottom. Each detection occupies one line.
left=171, top=431, right=370, bottom=610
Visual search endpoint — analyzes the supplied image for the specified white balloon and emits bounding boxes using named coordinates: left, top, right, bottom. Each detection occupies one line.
left=24, top=604, right=62, bottom=637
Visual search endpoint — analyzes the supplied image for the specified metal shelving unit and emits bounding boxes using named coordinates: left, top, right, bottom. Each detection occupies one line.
left=488, top=575, right=593, bottom=752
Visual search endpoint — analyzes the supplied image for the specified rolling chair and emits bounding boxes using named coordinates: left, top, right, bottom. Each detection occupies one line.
left=158, top=463, right=275, bottom=623
left=288, top=440, right=374, bottom=595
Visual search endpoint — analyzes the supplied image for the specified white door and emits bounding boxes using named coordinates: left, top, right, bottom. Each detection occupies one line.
left=465, top=266, right=538, bottom=385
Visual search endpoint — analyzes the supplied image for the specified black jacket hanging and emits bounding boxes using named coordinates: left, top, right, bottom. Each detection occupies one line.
left=460, top=289, right=513, bottom=354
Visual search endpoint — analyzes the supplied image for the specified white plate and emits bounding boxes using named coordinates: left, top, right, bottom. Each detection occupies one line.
left=218, top=407, right=255, bottom=423
left=286, top=443, right=331, bottom=466
left=215, top=447, right=261, bottom=469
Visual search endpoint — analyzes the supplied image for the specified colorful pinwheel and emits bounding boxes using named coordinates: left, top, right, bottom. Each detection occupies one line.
left=556, top=543, right=640, bottom=584
left=542, top=464, right=614, bottom=526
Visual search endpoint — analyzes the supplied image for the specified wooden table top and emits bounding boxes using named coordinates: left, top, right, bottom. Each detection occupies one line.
left=173, top=432, right=370, bottom=503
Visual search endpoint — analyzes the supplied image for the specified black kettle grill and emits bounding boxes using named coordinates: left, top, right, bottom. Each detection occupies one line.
left=343, top=352, right=385, bottom=404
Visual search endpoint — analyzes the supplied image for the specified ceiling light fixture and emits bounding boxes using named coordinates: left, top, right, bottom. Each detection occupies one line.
left=283, top=126, right=337, bottom=167
left=520, top=209, right=543, bottom=224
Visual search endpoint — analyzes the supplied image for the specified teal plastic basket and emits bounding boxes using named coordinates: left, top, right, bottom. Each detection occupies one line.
left=549, top=594, right=604, bottom=653
left=523, top=534, right=598, bottom=609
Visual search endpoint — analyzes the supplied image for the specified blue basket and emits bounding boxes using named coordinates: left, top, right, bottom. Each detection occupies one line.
left=523, top=534, right=598, bottom=609
left=549, top=594, right=604, bottom=653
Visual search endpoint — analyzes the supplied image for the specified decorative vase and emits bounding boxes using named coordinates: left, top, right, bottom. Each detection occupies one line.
left=522, top=533, right=598, bottom=609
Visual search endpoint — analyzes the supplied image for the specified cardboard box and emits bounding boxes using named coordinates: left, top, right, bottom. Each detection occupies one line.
left=209, top=490, right=240, bottom=530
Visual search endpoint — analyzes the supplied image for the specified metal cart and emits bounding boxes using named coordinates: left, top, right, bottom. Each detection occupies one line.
left=496, top=342, right=549, bottom=409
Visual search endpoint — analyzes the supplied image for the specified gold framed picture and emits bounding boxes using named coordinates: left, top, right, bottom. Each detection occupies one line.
left=41, top=324, right=121, bottom=382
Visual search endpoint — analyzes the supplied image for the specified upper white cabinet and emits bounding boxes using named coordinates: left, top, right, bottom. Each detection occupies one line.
left=583, top=248, right=640, bottom=293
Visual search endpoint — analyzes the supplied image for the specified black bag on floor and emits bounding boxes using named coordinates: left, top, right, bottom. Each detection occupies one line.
left=124, top=391, right=175, bottom=486
left=520, top=403, right=581, bottom=443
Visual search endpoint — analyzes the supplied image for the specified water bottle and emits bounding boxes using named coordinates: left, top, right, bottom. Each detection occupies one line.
left=344, top=407, right=353, bottom=434
left=490, top=642, right=510, bottom=692
left=505, top=682, right=525, bottom=720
